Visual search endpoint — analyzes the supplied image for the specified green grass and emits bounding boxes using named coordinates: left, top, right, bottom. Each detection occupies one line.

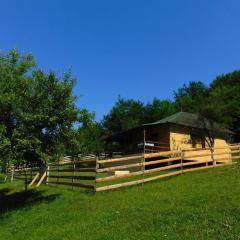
left=1, top=166, right=240, bottom=240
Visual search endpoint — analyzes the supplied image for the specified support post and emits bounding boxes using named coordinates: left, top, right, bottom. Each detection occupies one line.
left=142, top=128, right=146, bottom=186
left=4, top=163, right=8, bottom=182
left=181, top=149, right=184, bottom=174
left=211, top=146, right=216, bottom=167
left=30, top=165, right=33, bottom=182
left=72, top=157, right=76, bottom=190
left=238, top=143, right=240, bottom=164
left=46, top=165, right=49, bottom=185
left=141, top=153, right=145, bottom=186
left=24, top=165, right=28, bottom=192
left=95, top=155, right=99, bottom=193
left=57, top=159, right=60, bottom=185
left=29, top=172, right=40, bottom=187
left=11, top=166, right=14, bottom=182
left=206, top=149, right=209, bottom=166
left=36, top=171, right=47, bottom=187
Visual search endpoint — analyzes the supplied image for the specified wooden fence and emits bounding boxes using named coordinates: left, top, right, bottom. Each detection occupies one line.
left=95, top=144, right=240, bottom=192
left=10, top=166, right=39, bottom=183
left=45, top=155, right=96, bottom=190
left=9, top=144, right=240, bottom=192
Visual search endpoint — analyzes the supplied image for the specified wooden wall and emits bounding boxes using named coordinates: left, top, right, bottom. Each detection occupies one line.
left=145, top=124, right=170, bottom=151
left=169, top=125, right=231, bottom=163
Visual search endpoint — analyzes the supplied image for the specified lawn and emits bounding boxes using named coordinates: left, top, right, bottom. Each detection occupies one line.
left=0, top=166, right=240, bottom=240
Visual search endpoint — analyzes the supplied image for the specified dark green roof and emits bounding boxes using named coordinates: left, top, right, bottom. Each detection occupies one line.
left=143, top=112, right=205, bottom=128
left=144, top=112, right=232, bottom=134
left=104, top=112, right=233, bottom=141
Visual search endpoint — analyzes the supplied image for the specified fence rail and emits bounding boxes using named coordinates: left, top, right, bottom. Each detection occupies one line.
left=95, top=143, right=240, bottom=192
left=8, top=143, right=240, bottom=192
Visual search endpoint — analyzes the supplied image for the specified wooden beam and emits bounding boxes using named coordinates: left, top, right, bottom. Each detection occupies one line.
left=96, top=162, right=231, bottom=192
left=230, top=150, right=240, bottom=154
left=144, top=150, right=181, bottom=159
left=96, top=179, right=144, bottom=192
left=48, top=175, right=95, bottom=180
left=182, top=163, right=227, bottom=174
left=97, top=154, right=142, bottom=164
left=49, top=159, right=96, bottom=166
left=46, top=181, right=94, bottom=189
left=144, top=156, right=181, bottom=166
left=29, top=172, right=40, bottom=187
left=96, top=171, right=182, bottom=192
left=97, top=162, right=142, bottom=173
left=96, top=170, right=143, bottom=183
left=48, top=168, right=96, bottom=173
left=183, top=152, right=231, bottom=159
left=36, top=172, right=47, bottom=187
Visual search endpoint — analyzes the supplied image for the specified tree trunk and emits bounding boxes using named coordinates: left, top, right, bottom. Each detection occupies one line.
left=24, top=167, right=28, bottom=192
left=210, top=146, right=216, bottom=166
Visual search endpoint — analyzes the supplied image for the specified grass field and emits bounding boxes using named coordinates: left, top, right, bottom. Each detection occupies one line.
left=0, top=165, right=240, bottom=240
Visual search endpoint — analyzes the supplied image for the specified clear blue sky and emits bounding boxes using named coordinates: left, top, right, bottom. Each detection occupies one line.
left=1, top=1, right=240, bottom=120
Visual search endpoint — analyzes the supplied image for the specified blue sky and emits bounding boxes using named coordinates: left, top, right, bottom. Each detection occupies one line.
left=1, top=0, right=240, bottom=120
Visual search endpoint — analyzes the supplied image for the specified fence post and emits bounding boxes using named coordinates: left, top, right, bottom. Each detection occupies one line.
left=24, top=165, right=28, bottom=192
left=238, top=143, right=240, bottom=164
left=11, top=166, right=14, bottom=182
left=4, top=164, right=8, bottom=182
left=141, top=153, right=145, bottom=186
left=30, top=165, right=33, bottom=182
left=181, top=149, right=184, bottom=174
left=94, top=155, right=99, bottom=193
left=57, top=160, right=60, bottom=185
left=46, top=165, right=49, bottom=185
left=72, top=157, right=76, bottom=190
left=206, top=149, right=209, bottom=166
left=142, top=129, right=146, bottom=186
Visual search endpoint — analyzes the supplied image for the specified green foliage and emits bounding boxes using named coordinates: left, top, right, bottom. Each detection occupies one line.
left=66, top=109, right=104, bottom=155
left=210, top=71, right=240, bottom=142
left=144, top=98, right=176, bottom=123
left=173, top=72, right=240, bottom=142
left=103, top=97, right=176, bottom=135
left=0, top=49, right=79, bottom=167
left=174, top=81, right=232, bottom=148
left=103, top=96, right=146, bottom=134
left=174, top=81, right=209, bottom=112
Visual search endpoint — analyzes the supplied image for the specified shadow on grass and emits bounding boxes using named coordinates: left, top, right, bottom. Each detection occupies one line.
left=45, top=183, right=95, bottom=196
left=0, top=188, right=60, bottom=216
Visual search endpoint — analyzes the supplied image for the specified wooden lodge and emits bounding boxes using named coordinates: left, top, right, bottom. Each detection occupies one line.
left=104, top=112, right=232, bottom=164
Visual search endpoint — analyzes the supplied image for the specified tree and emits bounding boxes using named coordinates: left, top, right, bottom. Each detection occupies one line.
left=174, top=80, right=231, bottom=165
left=102, top=96, right=145, bottom=135
left=68, top=109, right=104, bottom=155
left=210, top=70, right=240, bottom=142
left=174, top=81, right=209, bottom=112
left=0, top=49, right=79, bottom=168
left=143, top=98, right=176, bottom=123
left=196, top=104, right=228, bottom=165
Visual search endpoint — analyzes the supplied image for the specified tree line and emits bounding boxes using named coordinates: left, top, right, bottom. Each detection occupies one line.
left=0, top=49, right=239, bottom=168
